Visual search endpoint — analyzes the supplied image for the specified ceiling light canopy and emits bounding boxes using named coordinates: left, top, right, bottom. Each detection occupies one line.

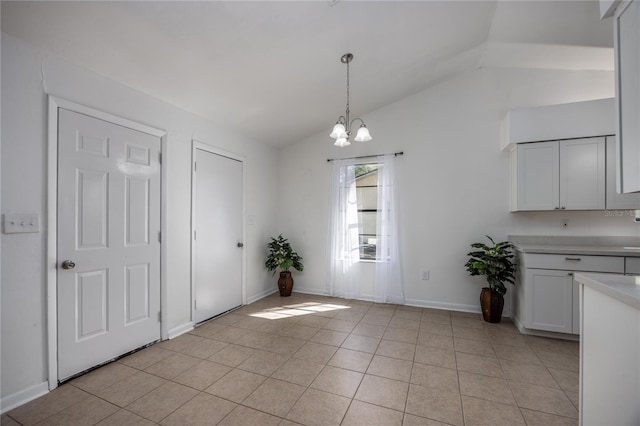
left=329, top=53, right=372, bottom=147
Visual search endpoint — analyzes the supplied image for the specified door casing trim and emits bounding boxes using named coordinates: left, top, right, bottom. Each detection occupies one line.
left=190, top=140, right=247, bottom=324
left=47, top=96, right=167, bottom=390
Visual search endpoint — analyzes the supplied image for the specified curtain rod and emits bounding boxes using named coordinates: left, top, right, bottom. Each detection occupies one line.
left=326, top=151, right=404, bottom=162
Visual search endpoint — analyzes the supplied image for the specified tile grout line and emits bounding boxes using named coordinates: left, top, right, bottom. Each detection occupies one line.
left=10, top=295, right=580, bottom=426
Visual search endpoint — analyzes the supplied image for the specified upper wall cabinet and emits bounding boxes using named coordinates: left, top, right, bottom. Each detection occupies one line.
left=614, top=0, right=640, bottom=193
left=606, top=136, right=640, bottom=209
left=561, top=138, right=607, bottom=210
left=511, top=138, right=606, bottom=211
left=501, top=99, right=614, bottom=150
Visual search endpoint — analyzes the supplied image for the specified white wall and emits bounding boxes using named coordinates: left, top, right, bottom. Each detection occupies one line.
left=0, top=34, right=280, bottom=403
left=278, top=67, right=639, bottom=311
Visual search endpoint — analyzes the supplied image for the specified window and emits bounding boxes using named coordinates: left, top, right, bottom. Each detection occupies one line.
left=327, top=154, right=403, bottom=303
left=354, top=164, right=379, bottom=260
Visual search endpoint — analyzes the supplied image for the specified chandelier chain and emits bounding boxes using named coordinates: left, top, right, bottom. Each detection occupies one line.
left=345, top=59, right=350, bottom=119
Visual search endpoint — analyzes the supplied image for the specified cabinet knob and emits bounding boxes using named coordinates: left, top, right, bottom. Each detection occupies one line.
left=554, top=207, right=560, bottom=210
left=565, top=257, right=581, bottom=261
left=561, top=206, right=566, bottom=210
left=568, top=272, right=574, bottom=276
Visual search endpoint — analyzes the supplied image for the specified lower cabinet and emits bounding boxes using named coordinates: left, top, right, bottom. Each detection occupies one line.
left=526, top=269, right=575, bottom=334
left=627, top=257, right=640, bottom=275
left=514, top=253, right=626, bottom=335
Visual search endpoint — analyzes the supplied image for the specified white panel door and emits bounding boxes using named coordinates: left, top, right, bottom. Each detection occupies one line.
left=193, top=148, right=243, bottom=323
left=560, top=137, right=606, bottom=210
left=57, top=108, right=161, bottom=380
left=517, top=142, right=559, bottom=210
left=526, top=269, right=573, bottom=334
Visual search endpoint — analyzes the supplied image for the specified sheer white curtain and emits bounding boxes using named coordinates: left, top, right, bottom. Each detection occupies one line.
left=327, top=155, right=404, bottom=303
left=375, top=154, right=404, bottom=304
left=326, top=158, right=361, bottom=299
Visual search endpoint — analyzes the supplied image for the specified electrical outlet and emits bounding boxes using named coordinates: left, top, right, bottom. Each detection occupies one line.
left=421, top=270, right=430, bottom=280
left=562, top=219, right=569, bottom=229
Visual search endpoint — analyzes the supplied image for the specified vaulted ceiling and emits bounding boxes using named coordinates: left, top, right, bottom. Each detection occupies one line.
left=1, top=1, right=613, bottom=147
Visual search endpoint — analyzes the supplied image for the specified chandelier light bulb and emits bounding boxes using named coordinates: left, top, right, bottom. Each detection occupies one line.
left=354, top=125, right=372, bottom=142
left=330, top=123, right=347, bottom=139
left=334, top=137, right=350, bottom=147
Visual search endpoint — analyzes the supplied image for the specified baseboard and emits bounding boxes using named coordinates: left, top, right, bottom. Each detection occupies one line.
left=405, top=298, right=482, bottom=314
left=246, top=287, right=278, bottom=305
left=290, top=287, right=329, bottom=297
left=511, top=317, right=579, bottom=341
left=167, top=322, right=194, bottom=339
left=1, top=381, right=49, bottom=414
left=293, top=288, right=381, bottom=302
left=512, top=314, right=526, bottom=333
left=288, top=291, right=512, bottom=318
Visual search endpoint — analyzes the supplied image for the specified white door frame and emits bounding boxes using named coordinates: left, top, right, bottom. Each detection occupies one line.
left=190, top=140, right=247, bottom=323
left=47, top=96, right=167, bottom=390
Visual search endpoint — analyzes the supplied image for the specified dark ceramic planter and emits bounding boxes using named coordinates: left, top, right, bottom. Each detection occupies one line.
left=480, top=287, right=504, bottom=323
left=278, top=271, right=294, bottom=297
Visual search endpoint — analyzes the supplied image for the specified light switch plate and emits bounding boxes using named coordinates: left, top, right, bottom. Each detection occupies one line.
left=3, top=213, right=41, bottom=234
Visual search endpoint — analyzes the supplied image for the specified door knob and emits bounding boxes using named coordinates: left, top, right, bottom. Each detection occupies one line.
left=237, top=242, right=244, bottom=248
left=61, top=260, right=76, bottom=270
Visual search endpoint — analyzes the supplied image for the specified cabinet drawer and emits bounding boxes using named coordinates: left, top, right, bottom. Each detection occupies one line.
left=626, top=257, right=640, bottom=275
left=525, top=253, right=624, bottom=273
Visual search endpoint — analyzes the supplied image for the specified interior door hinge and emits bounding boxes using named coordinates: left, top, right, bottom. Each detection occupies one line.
left=158, top=231, right=161, bottom=243
left=158, top=312, right=161, bottom=322
left=158, top=152, right=162, bottom=164
left=194, top=161, right=197, bottom=172
left=194, top=230, right=196, bottom=240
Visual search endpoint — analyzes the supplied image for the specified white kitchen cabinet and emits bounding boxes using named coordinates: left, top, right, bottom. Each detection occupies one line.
left=526, top=269, right=574, bottom=333
left=512, top=138, right=606, bottom=211
left=514, top=141, right=559, bottom=210
left=614, top=0, right=640, bottom=193
left=513, top=252, right=625, bottom=336
left=560, top=138, right=606, bottom=210
left=606, top=136, right=640, bottom=209
left=627, top=257, right=640, bottom=274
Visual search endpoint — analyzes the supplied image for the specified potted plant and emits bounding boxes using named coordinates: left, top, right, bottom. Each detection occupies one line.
left=464, top=236, right=516, bottom=323
left=265, top=235, right=304, bottom=297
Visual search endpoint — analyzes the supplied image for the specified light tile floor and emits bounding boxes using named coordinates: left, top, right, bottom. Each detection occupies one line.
left=4, top=293, right=580, bottom=425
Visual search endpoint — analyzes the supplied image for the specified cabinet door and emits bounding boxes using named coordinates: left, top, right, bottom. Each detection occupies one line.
left=526, top=269, right=573, bottom=333
left=606, top=136, right=640, bottom=209
left=560, top=138, right=606, bottom=210
left=627, top=257, right=640, bottom=275
left=517, top=142, right=559, bottom=210
left=572, top=274, right=580, bottom=334
left=615, top=0, right=640, bottom=193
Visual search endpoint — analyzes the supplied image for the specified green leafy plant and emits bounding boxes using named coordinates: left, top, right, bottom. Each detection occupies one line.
left=265, top=235, right=304, bottom=274
left=465, top=236, right=516, bottom=295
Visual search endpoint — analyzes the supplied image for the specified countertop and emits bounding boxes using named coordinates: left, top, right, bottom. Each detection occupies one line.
left=509, top=235, right=640, bottom=257
left=574, top=273, right=640, bottom=310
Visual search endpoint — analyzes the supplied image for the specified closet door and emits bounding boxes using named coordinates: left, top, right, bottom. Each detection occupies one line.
left=193, top=147, right=243, bottom=323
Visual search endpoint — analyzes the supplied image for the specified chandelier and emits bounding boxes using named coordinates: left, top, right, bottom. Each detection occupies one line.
left=329, top=53, right=372, bottom=147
